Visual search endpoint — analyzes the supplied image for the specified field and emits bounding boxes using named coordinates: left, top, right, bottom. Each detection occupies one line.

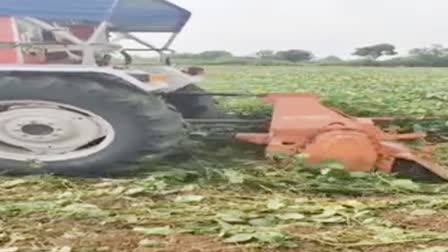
left=3, top=66, right=448, bottom=252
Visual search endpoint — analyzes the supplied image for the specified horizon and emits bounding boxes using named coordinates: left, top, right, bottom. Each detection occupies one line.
left=165, top=0, right=448, bottom=59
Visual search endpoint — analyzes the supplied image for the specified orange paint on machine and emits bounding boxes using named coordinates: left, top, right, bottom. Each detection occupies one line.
left=236, top=94, right=448, bottom=181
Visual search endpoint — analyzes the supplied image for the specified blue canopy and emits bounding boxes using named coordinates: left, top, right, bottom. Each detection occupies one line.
left=0, top=0, right=191, bottom=32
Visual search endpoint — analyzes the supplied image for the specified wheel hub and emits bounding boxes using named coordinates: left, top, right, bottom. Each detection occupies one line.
left=0, top=100, right=115, bottom=162
left=22, top=124, right=54, bottom=136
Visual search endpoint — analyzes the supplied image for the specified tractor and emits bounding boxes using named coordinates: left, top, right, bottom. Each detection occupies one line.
left=0, top=0, right=447, bottom=181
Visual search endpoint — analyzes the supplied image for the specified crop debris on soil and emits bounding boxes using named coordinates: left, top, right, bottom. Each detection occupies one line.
left=3, top=66, right=448, bottom=252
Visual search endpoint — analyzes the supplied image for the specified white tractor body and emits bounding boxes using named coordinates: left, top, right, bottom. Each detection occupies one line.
left=0, top=1, right=200, bottom=94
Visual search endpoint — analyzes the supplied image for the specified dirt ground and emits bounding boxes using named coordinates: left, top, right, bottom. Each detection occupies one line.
left=5, top=66, right=448, bottom=252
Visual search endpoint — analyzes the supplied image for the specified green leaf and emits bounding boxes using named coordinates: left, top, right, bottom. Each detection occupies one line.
left=324, top=162, right=345, bottom=171
left=178, top=224, right=220, bottom=234
left=313, top=216, right=346, bottom=223
left=341, top=200, right=366, bottom=209
left=248, top=218, right=276, bottom=227
left=267, top=198, right=286, bottom=210
left=413, top=246, right=448, bottom=252
left=223, top=233, right=254, bottom=243
left=61, top=203, right=107, bottom=217
left=224, top=170, right=245, bottom=184
left=124, top=187, right=146, bottom=196
left=276, top=213, right=306, bottom=220
left=0, top=248, right=19, bottom=252
left=254, top=231, right=287, bottom=243
left=133, top=226, right=173, bottom=236
left=390, top=179, right=421, bottom=191
left=350, top=172, right=371, bottom=178
left=0, top=201, right=60, bottom=214
left=174, top=195, right=205, bottom=203
left=410, top=209, right=437, bottom=216
left=217, top=211, right=246, bottom=224
left=0, top=179, right=27, bottom=189
left=49, top=247, right=72, bottom=252
left=138, top=239, right=166, bottom=248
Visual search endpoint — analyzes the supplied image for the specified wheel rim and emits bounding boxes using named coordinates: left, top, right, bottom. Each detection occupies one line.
left=0, top=100, right=115, bottom=162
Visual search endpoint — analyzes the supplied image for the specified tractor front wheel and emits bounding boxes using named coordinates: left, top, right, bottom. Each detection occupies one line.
left=0, top=75, right=185, bottom=177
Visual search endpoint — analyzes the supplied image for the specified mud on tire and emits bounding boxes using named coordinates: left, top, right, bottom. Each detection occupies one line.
left=165, top=84, right=228, bottom=119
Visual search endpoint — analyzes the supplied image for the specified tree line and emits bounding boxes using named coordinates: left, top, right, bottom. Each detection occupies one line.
left=174, top=49, right=314, bottom=62
left=172, top=44, right=448, bottom=67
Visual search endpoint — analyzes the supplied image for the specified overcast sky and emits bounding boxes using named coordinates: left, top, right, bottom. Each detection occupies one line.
left=167, top=0, right=447, bottom=58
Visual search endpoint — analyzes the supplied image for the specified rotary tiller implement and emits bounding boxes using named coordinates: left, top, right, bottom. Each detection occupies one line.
left=222, top=93, right=448, bottom=181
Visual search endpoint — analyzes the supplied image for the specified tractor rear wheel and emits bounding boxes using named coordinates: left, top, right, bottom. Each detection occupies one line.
left=165, top=84, right=227, bottom=119
left=0, top=75, right=185, bottom=177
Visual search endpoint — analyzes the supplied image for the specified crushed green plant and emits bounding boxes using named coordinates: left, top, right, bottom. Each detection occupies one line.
left=3, top=66, right=448, bottom=251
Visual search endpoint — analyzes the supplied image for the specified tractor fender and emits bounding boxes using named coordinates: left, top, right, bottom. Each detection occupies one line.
left=0, top=65, right=162, bottom=93
left=143, top=65, right=204, bottom=93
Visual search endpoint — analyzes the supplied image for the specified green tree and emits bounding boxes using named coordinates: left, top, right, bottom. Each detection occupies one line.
left=256, top=50, right=275, bottom=58
left=409, top=44, right=448, bottom=57
left=275, top=49, right=313, bottom=62
left=352, top=43, right=397, bottom=60
left=319, top=55, right=343, bottom=63
left=198, top=50, right=233, bottom=59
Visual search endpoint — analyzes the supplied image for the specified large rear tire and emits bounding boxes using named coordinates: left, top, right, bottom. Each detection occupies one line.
left=0, top=75, right=186, bottom=177
left=165, top=84, right=228, bottom=119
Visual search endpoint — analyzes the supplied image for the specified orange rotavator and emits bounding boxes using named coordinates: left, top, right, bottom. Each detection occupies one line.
left=236, top=94, right=448, bottom=181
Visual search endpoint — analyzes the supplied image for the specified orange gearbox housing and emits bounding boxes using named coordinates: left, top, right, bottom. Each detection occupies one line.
left=236, top=94, right=448, bottom=180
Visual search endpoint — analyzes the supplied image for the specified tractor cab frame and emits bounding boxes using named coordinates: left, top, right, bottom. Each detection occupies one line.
left=0, top=0, right=196, bottom=93
left=0, top=17, right=181, bottom=66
